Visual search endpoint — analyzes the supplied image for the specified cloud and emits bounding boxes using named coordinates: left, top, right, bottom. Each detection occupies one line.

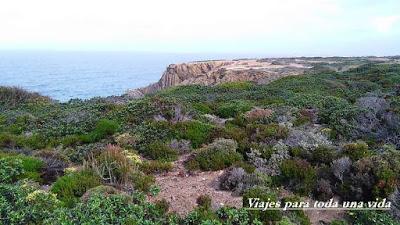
left=371, top=15, right=400, bottom=33
left=0, top=0, right=399, bottom=55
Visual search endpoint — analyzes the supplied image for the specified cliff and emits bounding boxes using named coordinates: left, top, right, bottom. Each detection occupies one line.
left=133, top=58, right=310, bottom=95
left=126, top=56, right=398, bottom=96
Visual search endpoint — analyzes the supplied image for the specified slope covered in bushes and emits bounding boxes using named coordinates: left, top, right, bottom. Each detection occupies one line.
left=0, top=63, right=400, bottom=224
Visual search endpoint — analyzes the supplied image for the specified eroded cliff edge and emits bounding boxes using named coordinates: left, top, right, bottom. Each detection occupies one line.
left=126, top=56, right=399, bottom=97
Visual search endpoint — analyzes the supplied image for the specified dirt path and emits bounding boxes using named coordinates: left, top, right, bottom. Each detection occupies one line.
left=148, top=154, right=242, bottom=215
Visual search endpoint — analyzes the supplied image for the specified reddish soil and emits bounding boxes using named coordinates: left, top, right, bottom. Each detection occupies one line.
left=148, top=154, right=242, bottom=215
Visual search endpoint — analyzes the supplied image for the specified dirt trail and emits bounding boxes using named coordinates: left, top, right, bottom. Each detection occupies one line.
left=148, top=154, right=242, bottom=215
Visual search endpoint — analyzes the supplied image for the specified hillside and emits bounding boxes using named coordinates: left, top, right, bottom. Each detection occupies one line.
left=0, top=59, right=400, bottom=224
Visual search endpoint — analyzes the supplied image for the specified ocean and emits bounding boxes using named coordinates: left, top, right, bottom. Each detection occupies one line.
left=0, top=51, right=249, bottom=102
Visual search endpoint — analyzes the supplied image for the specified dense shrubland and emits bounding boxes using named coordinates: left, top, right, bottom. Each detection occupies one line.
left=1, top=63, right=400, bottom=224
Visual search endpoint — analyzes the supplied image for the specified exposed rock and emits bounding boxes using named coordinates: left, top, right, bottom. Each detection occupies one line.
left=125, top=89, right=144, bottom=99
left=130, top=56, right=398, bottom=95
left=139, top=59, right=311, bottom=94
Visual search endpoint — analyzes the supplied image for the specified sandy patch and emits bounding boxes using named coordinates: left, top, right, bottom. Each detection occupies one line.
left=148, top=154, right=242, bottom=216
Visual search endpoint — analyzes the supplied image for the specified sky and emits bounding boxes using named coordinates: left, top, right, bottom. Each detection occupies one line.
left=0, top=0, right=399, bottom=56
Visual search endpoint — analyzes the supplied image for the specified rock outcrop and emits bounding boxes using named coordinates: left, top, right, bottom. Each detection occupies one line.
left=127, top=56, right=399, bottom=96
left=137, top=59, right=311, bottom=94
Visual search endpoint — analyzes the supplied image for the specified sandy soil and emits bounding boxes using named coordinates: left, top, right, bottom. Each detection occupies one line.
left=148, top=154, right=242, bottom=215
left=149, top=154, right=344, bottom=223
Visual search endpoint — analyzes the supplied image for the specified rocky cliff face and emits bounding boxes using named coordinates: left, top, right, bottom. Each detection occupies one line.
left=126, top=56, right=398, bottom=96
left=138, top=61, right=232, bottom=94
left=135, top=59, right=310, bottom=95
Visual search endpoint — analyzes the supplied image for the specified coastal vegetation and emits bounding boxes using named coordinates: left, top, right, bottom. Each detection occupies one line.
left=1, top=63, right=400, bottom=224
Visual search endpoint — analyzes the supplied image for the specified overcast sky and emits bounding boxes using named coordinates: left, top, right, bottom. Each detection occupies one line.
left=0, top=0, right=399, bottom=56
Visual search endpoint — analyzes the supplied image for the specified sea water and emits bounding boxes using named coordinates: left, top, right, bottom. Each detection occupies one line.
left=0, top=51, right=245, bottom=102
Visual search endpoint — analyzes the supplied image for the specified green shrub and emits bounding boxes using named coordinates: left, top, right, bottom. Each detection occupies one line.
left=217, top=81, right=253, bottom=90
left=0, top=157, right=24, bottom=183
left=0, top=154, right=44, bottom=183
left=132, top=172, right=155, bottom=193
left=350, top=211, right=399, bottom=225
left=215, top=207, right=256, bottom=225
left=222, top=125, right=249, bottom=154
left=312, top=146, right=337, bottom=165
left=0, top=132, right=48, bottom=149
left=175, top=121, right=214, bottom=148
left=216, top=100, right=253, bottom=118
left=51, top=170, right=101, bottom=207
left=280, top=159, right=317, bottom=195
left=330, top=219, right=349, bottom=225
left=187, top=139, right=242, bottom=171
left=293, top=115, right=311, bottom=127
left=80, top=119, right=119, bottom=143
left=46, top=192, right=169, bottom=225
left=281, top=195, right=311, bottom=225
left=193, top=102, right=213, bottom=114
left=133, top=121, right=175, bottom=149
left=154, top=199, right=170, bottom=215
left=196, top=195, right=212, bottom=210
left=342, top=141, right=371, bottom=161
left=183, top=207, right=219, bottom=224
left=0, top=182, right=60, bottom=224
left=140, top=160, right=173, bottom=174
left=243, top=187, right=282, bottom=223
left=144, top=142, right=178, bottom=161
left=61, top=134, right=81, bottom=147
left=372, top=160, right=397, bottom=199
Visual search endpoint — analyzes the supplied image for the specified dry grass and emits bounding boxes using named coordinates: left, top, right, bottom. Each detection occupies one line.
left=0, top=86, right=51, bottom=107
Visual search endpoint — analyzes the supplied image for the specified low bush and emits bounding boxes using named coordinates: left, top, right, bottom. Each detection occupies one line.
left=0, top=157, right=24, bottom=183
left=114, top=132, right=138, bottom=149
left=46, top=192, right=171, bottom=225
left=217, top=81, right=253, bottom=91
left=50, top=169, right=102, bottom=207
left=186, top=138, right=242, bottom=171
left=79, top=119, right=119, bottom=143
left=131, top=171, right=155, bottom=193
left=243, top=187, right=282, bottom=223
left=280, top=159, right=317, bottom=195
left=221, top=124, right=249, bottom=154
left=281, top=195, right=311, bottom=225
left=192, top=102, right=213, bottom=114
left=314, top=179, right=334, bottom=201
left=196, top=194, right=212, bottom=210
left=174, top=120, right=214, bottom=148
left=216, top=100, right=253, bottom=118
left=140, top=160, right=173, bottom=174
left=342, top=141, right=371, bottom=161
left=219, top=167, right=271, bottom=195
left=337, top=155, right=398, bottom=201
left=248, top=123, right=289, bottom=142
left=169, top=139, right=192, bottom=154
left=0, top=182, right=60, bottom=224
left=154, top=199, right=170, bottom=215
left=350, top=211, right=399, bottom=225
left=0, top=132, right=48, bottom=149
left=144, top=142, right=178, bottom=161
left=0, top=153, right=44, bottom=183
left=311, top=146, right=338, bottom=165
left=330, top=219, right=349, bottom=225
